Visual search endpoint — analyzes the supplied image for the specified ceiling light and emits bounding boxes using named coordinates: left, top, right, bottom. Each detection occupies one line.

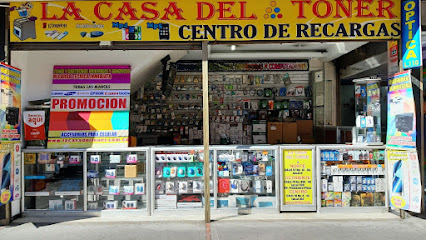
left=230, top=45, right=236, bottom=51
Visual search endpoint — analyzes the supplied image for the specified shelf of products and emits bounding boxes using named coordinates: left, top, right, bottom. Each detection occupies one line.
left=23, top=150, right=84, bottom=211
left=319, top=147, right=386, bottom=208
left=215, top=147, right=277, bottom=209
left=152, top=148, right=214, bottom=210
left=86, top=149, right=149, bottom=211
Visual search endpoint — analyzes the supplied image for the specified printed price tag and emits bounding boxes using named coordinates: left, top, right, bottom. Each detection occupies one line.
left=69, top=155, right=81, bottom=164
left=109, top=155, right=121, bottom=163
left=127, top=154, right=138, bottom=163
left=90, top=155, right=101, bottom=164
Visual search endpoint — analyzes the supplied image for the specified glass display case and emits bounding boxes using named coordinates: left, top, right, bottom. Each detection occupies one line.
left=151, top=147, right=214, bottom=210
left=23, top=149, right=84, bottom=211
left=213, top=146, right=278, bottom=210
left=353, top=78, right=382, bottom=144
left=318, top=146, right=387, bottom=210
left=86, top=148, right=149, bottom=211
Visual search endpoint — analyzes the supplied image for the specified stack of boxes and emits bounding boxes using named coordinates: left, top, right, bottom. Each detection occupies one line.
left=252, top=120, right=267, bottom=144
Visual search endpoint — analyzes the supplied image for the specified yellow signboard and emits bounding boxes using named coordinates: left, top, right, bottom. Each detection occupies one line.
left=283, top=150, right=313, bottom=205
left=10, top=0, right=401, bottom=42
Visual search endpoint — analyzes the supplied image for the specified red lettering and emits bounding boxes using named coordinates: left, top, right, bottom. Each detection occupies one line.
left=313, top=0, right=333, bottom=18
left=60, top=99, right=67, bottom=109
left=115, top=2, right=139, bottom=20
left=59, top=2, right=84, bottom=20
left=356, top=0, right=374, bottom=17
left=239, top=2, right=257, bottom=20
left=197, top=2, right=215, bottom=20
left=52, top=99, right=60, bottom=109
left=141, top=2, right=159, bottom=20
left=106, top=97, right=110, bottom=108
left=41, top=2, right=59, bottom=20
left=110, top=99, right=118, bottom=108
left=97, top=98, right=105, bottom=109
left=119, top=98, right=127, bottom=109
left=217, top=2, right=237, bottom=20
left=334, top=0, right=352, bottom=18
left=291, top=0, right=312, bottom=18
left=88, top=99, right=96, bottom=109
left=377, top=0, right=396, bottom=18
left=94, top=2, right=113, bottom=20
left=161, top=2, right=185, bottom=20
left=68, top=99, right=76, bottom=109
left=77, top=99, right=88, bottom=109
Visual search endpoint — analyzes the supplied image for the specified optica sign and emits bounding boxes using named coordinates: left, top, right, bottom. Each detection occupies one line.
left=402, top=0, right=422, bottom=69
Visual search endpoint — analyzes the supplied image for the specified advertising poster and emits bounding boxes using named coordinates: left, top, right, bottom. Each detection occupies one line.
left=23, top=111, right=46, bottom=141
left=0, top=63, right=22, bottom=142
left=47, top=65, right=130, bottom=148
left=388, top=150, right=422, bottom=213
left=387, top=41, right=399, bottom=76
left=0, top=143, right=15, bottom=205
left=10, top=1, right=400, bottom=42
left=386, top=71, right=416, bottom=149
left=283, top=150, right=313, bottom=205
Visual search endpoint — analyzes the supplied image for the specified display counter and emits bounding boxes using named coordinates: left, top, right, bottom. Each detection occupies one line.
left=316, top=145, right=387, bottom=213
left=21, top=144, right=390, bottom=215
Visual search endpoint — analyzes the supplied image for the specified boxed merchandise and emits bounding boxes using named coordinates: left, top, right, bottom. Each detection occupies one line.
left=342, top=192, right=351, bottom=207
left=325, top=200, right=334, bottom=207
left=351, top=193, right=361, bottom=206
left=217, top=196, right=237, bottom=208
left=283, top=122, right=298, bottom=143
left=125, top=165, right=137, bottom=178
left=155, top=195, right=177, bottom=209
left=361, top=193, right=374, bottom=206
left=267, top=122, right=283, bottom=144
left=324, top=192, right=334, bottom=200
left=252, top=133, right=267, bottom=144
left=334, top=199, right=342, bottom=207
left=373, top=192, right=385, bottom=206
left=49, top=199, right=63, bottom=211
left=252, top=120, right=267, bottom=133
left=252, top=197, right=275, bottom=208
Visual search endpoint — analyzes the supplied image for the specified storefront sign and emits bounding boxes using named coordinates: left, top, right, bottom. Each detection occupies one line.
left=177, top=60, right=309, bottom=72
left=401, top=0, right=422, bottom=69
left=387, top=41, right=399, bottom=75
left=0, top=63, right=21, bottom=142
left=23, top=111, right=46, bottom=141
left=10, top=1, right=401, bottom=42
left=283, top=150, right=313, bottom=205
left=386, top=71, right=416, bottom=149
left=48, top=65, right=130, bottom=148
left=387, top=150, right=422, bottom=213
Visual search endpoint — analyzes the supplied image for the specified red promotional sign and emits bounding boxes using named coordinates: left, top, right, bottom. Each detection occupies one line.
left=50, top=96, right=130, bottom=112
left=23, top=111, right=46, bottom=141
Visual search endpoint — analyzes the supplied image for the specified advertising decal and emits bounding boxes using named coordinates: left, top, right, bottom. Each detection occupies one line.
left=283, top=150, right=313, bottom=205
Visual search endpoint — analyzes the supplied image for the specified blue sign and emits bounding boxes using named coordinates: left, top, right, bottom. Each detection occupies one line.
left=402, top=0, right=422, bottom=69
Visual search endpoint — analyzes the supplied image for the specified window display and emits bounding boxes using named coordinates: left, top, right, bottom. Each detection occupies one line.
left=216, top=148, right=276, bottom=209
left=153, top=148, right=213, bottom=209
left=23, top=151, right=84, bottom=211
left=319, top=148, right=386, bottom=208
left=86, top=150, right=148, bottom=211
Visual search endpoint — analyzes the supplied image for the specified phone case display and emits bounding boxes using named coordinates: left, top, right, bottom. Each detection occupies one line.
left=353, top=80, right=382, bottom=144
left=23, top=151, right=84, bottom=211
left=86, top=150, right=148, bottom=210
left=320, top=148, right=386, bottom=208
left=131, top=68, right=312, bottom=146
left=154, top=149, right=213, bottom=209
left=216, top=149, right=276, bottom=208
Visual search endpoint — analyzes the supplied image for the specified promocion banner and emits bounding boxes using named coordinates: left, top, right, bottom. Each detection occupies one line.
left=10, top=0, right=401, bottom=42
left=386, top=71, right=416, bottom=149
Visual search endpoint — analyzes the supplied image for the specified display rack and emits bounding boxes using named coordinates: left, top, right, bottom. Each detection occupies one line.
left=316, top=145, right=388, bottom=213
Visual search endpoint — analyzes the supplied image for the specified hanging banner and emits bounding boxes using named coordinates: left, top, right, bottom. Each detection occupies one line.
left=23, top=111, right=46, bottom=141
left=401, top=0, right=422, bottom=69
left=10, top=1, right=401, bottom=42
left=48, top=65, right=130, bottom=148
left=0, top=143, right=16, bottom=205
left=177, top=60, right=309, bottom=72
left=387, top=150, right=422, bottom=213
left=283, top=150, right=313, bottom=205
left=1, top=63, right=21, bottom=142
left=387, top=41, right=399, bottom=75
left=386, top=71, right=416, bottom=149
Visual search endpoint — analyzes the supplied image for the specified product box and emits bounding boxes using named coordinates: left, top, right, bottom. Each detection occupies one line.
left=252, top=133, right=267, bottom=144
left=296, top=120, right=313, bottom=138
left=217, top=196, right=237, bottom=208
left=252, top=120, right=267, bottom=133
left=342, top=192, right=351, bottom=207
left=253, top=197, right=275, bottom=208
left=218, top=178, right=230, bottom=193
left=283, top=122, right=298, bottom=143
left=334, top=199, right=342, bottom=207
left=125, top=165, right=137, bottom=178
left=267, top=122, right=283, bottom=144
left=49, top=199, right=63, bottom=211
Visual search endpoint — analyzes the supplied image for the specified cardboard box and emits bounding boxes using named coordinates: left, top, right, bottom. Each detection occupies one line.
left=283, top=122, right=298, bottom=143
left=252, top=120, right=267, bottom=133
left=125, top=165, right=137, bottom=178
left=267, top=122, right=283, bottom=144
left=252, top=134, right=267, bottom=144
left=296, top=120, right=313, bottom=137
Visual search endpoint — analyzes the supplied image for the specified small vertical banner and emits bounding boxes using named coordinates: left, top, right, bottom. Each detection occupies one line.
left=23, top=111, right=46, bottom=141
left=402, top=0, right=422, bottom=69
left=387, top=41, right=399, bottom=76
